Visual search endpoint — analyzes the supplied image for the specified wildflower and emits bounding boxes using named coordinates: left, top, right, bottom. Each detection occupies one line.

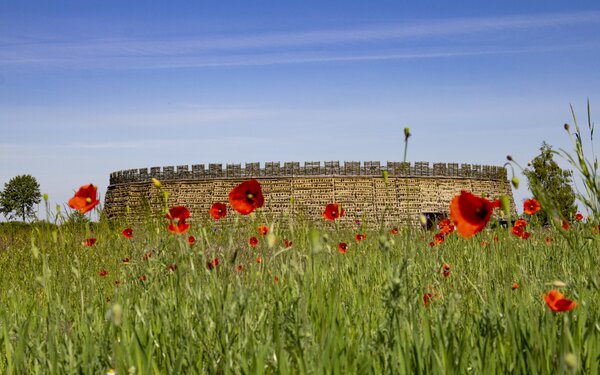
left=512, top=282, right=518, bottom=290
left=442, top=263, right=451, bottom=277
left=210, top=202, right=227, bottom=220
left=249, top=236, right=259, bottom=246
left=187, top=235, right=195, bottom=245
left=82, top=238, right=97, bottom=247
left=122, top=227, right=133, bottom=238
left=138, top=275, right=147, bottom=282
left=511, top=225, right=524, bottom=238
left=283, top=239, right=293, bottom=248
left=228, top=180, right=264, bottom=215
left=562, top=220, right=570, bottom=230
left=168, top=264, right=177, bottom=272
left=236, top=265, right=243, bottom=272
left=438, top=218, right=454, bottom=235
left=434, top=233, right=445, bottom=245
left=274, top=276, right=280, bottom=284
left=256, top=256, right=262, bottom=263
left=543, top=289, right=576, bottom=312
left=207, top=257, right=219, bottom=270
left=575, top=212, right=583, bottom=221
left=522, top=232, right=531, bottom=240
left=338, top=242, right=348, bottom=254
left=429, top=241, right=435, bottom=248
left=545, top=237, right=553, bottom=244
left=523, top=199, right=541, bottom=215
left=423, top=293, right=433, bottom=306
left=99, top=269, right=108, bottom=277
left=166, top=206, right=190, bottom=234
left=355, top=233, right=366, bottom=242
left=258, top=225, right=269, bottom=236
left=355, top=219, right=362, bottom=226
left=68, top=184, right=99, bottom=214
left=143, top=251, right=152, bottom=261
left=514, top=218, right=527, bottom=228
left=323, top=203, right=344, bottom=221
left=493, top=236, right=499, bottom=243
left=450, top=191, right=500, bottom=238
left=122, top=257, right=130, bottom=264
left=113, top=280, right=120, bottom=286
left=390, top=227, right=399, bottom=235
left=481, top=240, right=487, bottom=247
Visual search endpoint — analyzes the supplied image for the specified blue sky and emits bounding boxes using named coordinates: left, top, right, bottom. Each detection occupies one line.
left=1, top=1, right=599, bottom=219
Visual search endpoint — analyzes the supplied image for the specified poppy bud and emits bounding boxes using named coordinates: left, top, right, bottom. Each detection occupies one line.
left=506, top=155, right=513, bottom=161
left=511, top=176, right=519, bottom=189
left=404, top=127, right=411, bottom=139
left=500, top=196, right=511, bottom=216
left=43, top=193, right=49, bottom=202
left=564, top=123, right=570, bottom=131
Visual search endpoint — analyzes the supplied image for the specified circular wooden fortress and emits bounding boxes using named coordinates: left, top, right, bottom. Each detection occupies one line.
left=104, top=161, right=516, bottom=226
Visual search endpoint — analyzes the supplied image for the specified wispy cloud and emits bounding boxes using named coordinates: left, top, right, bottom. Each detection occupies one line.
left=1, top=11, right=599, bottom=69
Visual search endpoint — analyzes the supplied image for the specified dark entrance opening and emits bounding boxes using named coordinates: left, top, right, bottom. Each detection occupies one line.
left=422, top=212, right=447, bottom=231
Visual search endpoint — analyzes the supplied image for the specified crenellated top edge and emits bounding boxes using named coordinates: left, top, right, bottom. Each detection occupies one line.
left=108, top=161, right=508, bottom=185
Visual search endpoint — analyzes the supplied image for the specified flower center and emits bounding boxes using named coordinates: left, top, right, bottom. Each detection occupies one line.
left=86, top=197, right=92, bottom=203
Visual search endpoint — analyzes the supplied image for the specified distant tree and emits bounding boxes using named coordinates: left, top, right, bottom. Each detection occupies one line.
left=0, top=175, right=42, bottom=222
left=524, top=142, right=577, bottom=224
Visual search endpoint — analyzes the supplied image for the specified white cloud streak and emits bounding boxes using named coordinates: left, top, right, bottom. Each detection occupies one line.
left=0, top=11, right=598, bottom=69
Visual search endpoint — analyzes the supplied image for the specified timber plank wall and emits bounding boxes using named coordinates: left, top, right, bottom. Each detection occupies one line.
left=104, top=161, right=516, bottom=226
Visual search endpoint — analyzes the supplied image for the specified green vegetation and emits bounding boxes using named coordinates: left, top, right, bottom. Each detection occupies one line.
left=0, top=175, right=41, bottom=222
left=524, top=142, right=577, bottom=224
left=0, top=216, right=598, bottom=374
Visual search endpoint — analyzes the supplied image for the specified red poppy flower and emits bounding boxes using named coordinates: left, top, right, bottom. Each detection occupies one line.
left=114, top=280, right=120, bottom=286
left=423, top=293, right=433, bottom=306
left=274, top=276, right=280, bottom=284
left=434, top=233, right=445, bottom=245
left=99, top=269, right=108, bottom=277
left=390, top=227, right=399, bottom=235
left=187, top=235, right=196, bottom=245
left=138, top=275, right=147, bottom=282
left=83, top=238, right=97, bottom=247
left=442, top=263, right=451, bottom=277
left=258, top=225, right=269, bottom=236
left=355, top=233, right=366, bottom=242
left=338, top=242, right=348, bottom=254
left=522, top=232, right=531, bottom=240
left=493, top=236, right=499, bottom=243
left=438, top=218, right=455, bottom=235
left=523, top=199, right=541, bottom=215
left=249, top=236, right=258, bottom=246
left=236, top=265, right=243, bottom=272
left=207, top=257, right=219, bottom=270
left=283, top=239, right=293, bottom=248
left=575, top=212, right=583, bottom=221
left=562, top=220, right=570, bottom=230
left=514, top=218, right=527, bottom=228
left=545, top=237, right=553, bottom=244
left=323, top=203, right=344, bottom=221
left=256, top=256, right=262, bottom=263
left=543, top=289, right=576, bottom=312
left=210, top=202, right=227, bottom=220
left=480, top=240, right=487, bottom=247
left=166, top=206, right=190, bottom=234
left=228, top=180, right=264, bottom=215
left=122, top=257, right=130, bottom=264
left=511, top=225, right=524, bottom=237
left=450, top=191, right=500, bottom=238
left=122, top=227, right=133, bottom=238
left=429, top=241, right=435, bottom=248
left=168, top=264, right=177, bottom=272
left=68, top=184, right=99, bottom=214
left=143, top=252, right=152, bottom=261
left=512, top=282, right=519, bottom=290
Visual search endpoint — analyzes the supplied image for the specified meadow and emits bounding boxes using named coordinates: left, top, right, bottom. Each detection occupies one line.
left=0, top=208, right=599, bottom=374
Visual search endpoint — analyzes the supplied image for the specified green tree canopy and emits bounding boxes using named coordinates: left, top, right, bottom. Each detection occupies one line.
left=524, top=142, right=577, bottom=224
left=0, top=175, right=42, bottom=222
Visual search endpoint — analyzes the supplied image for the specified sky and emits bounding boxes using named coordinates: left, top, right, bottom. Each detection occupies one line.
left=1, top=0, right=599, bottom=219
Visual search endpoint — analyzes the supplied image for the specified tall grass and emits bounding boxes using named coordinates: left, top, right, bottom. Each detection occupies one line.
left=0, top=215, right=598, bottom=373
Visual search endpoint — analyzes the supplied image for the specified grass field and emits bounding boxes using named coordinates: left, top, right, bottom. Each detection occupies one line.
left=0, top=210, right=598, bottom=374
